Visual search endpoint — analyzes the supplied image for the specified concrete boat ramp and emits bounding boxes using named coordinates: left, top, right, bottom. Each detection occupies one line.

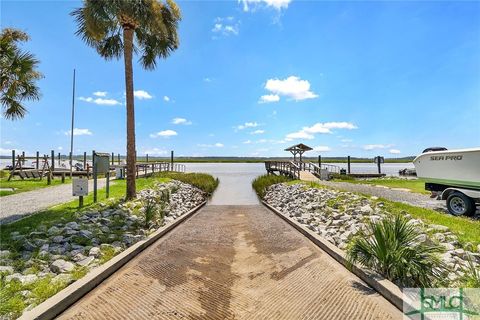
left=52, top=176, right=401, bottom=320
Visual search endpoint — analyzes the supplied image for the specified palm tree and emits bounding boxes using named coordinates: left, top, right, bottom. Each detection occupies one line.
left=71, top=0, right=181, bottom=199
left=346, top=214, right=447, bottom=287
left=0, top=28, right=43, bottom=120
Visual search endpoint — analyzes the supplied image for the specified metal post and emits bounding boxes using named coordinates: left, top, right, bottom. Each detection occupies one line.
left=12, top=149, right=15, bottom=168
left=171, top=151, right=174, bottom=171
left=69, top=69, right=76, bottom=180
left=347, top=156, right=351, bottom=174
left=51, top=150, right=55, bottom=171
left=36, top=151, right=39, bottom=170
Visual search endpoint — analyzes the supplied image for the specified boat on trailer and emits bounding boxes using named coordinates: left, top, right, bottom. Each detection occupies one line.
left=413, top=147, right=480, bottom=216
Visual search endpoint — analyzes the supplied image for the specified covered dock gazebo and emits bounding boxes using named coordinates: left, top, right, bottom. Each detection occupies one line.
left=285, top=143, right=313, bottom=162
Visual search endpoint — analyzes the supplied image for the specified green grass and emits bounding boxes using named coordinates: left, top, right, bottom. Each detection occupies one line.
left=0, top=176, right=170, bottom=250
left=153, top=172, right=219, bottom=195
left=333, top=177, right=429, bottom=194
left=252, top=174, right=293, bottom=198
left=0, top=173, right=73, bottom=197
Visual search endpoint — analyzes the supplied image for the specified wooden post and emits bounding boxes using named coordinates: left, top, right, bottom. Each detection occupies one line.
left=171, top=151, right=174, bottom=171
left=22, top=151, right=25, bottom=165
left=106, top=171, right=110, bottom=198
left=117, top=153, right=120, bottom=164
left=47, top=172, right=51, bottom=185
left=79, top=196, right=84, bottom=208
left=58, top=152, right=61, bottom=165
left=146, top=154, right=149, bottom=163
left=51, top=150, right=55, bottom=171
left=83, top=152, right=87, bottom=170
left=111, top=152, right=114, bottom=165
left=93, top=150, right=97, bottom=203
left=347, top=156, right=351, bottom=174
left=61, top=172, right=65, bottom=183
left=377, top=156, right=382, bottom=174
left=12, top=149, right=15, bottom=168
left=318, top=155, right=322, bottom=169
left=36, top=151, right=39, bottom=170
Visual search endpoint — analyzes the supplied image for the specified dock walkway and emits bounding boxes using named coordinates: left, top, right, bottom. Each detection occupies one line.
left=58, top=205, right=401, bottom=319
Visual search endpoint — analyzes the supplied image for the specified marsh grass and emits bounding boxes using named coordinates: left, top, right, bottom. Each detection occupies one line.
left=333, top=177, right=429, bottom=194
left=153, top=172, right=219, bottom=195
left=252, top=174, right=292, bottom=198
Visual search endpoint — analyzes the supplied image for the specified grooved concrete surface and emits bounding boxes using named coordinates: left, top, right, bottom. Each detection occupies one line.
left=58, top=205, right=401, bottom=320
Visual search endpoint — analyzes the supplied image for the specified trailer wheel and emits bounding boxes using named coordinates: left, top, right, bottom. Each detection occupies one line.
left=446, top=192, right=476, bottom=216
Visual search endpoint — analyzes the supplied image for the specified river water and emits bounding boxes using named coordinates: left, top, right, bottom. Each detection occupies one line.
left=183, top=162, right=415, bottom=205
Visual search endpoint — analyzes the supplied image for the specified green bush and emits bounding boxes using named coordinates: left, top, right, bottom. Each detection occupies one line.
left=346, top=213, right=447, bottom=288
left=252, top=174, right=292, bottom=198
left=153, top=172, right=218, bottom=195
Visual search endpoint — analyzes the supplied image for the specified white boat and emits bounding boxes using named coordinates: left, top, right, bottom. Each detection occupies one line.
left=413, top=147, right=480, bottom=190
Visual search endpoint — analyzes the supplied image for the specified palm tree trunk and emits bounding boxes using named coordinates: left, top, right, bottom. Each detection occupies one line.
left=123, top=27, right=136, bottom=200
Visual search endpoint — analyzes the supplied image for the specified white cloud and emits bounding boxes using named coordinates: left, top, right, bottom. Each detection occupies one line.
left=313, top=146, right=331, bottom=152
left=163, top=96, right=170, bottom=102
left=243, top=140, right=252, bottom=144
left=285, top=131, right=314, bottom=141
left=204, top=77, right=212, bottom=82
left=134, top=90, right=153, bottom=100
left=251, top=129, right=265, bottom=135
left=57, top=146, right=63, bottom=151
left=363, top=144, right=393, bottom=151
left=93, top=91, right=107, bottom=97
left=341, top=138, right=353, bottom=143
left=144, top=148, right=167, bottom=156
left=0, top=147, right=20, bottom=156
left=389, top=149, right=401, bottom=154
left=261, top=76, right=318, bottom=102
left=285, top=121, right=357, bottom=141
left=79, top=96, right=122, bottom=106
left=236, top=122, right=259, bottom=130
left=212, top=17, right=240, bottom=38
left=65, top=128, right=93, bottom=136
left=240, top=0, right=291, bottom=12
left=259, top=94, right=280, bottom=103
left=149, top=130, right=177, bottom=138
left=197, top=143, right=224, bottom=148
left=172, top=117, right=192, bottom=125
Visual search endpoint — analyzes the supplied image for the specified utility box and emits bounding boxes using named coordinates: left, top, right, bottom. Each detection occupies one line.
left=94, top=152, right=110, bottom=174
left=72, top=177, right=88, bottom=196
left=115, top=167, right=125, bottom=179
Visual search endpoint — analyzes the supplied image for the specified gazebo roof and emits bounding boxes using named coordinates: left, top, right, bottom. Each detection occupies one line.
left=285, top=143, right=313, bottom=152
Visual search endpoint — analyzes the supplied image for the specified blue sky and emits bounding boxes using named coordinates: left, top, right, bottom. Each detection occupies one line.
left=1, top=0, right=479, bottom=158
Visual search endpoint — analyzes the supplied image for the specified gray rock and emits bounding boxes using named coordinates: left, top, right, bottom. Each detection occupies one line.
left=77, top=256, right=95, bottom=267
left=52, top=236, right=65, bottom=243
left=0, top=250, right=10, bottom=258
left=72, top=253, right=86, bottom=262
left=6, top=273, right=38, bottom=285
left=48, top=226, right=62, bottom=235
left=0, top=266, right=14, bottom=274
left=430, top=224, right=449, bottom=232
left=89, top=247, right=101, bottom=258
left=79, top=230, right=93, bottom=238
left=66, top=222, right=80, bottom=230
left=50, top=259, right=75, bottom=273
left=53, top=273, right=74, bottom=284
left=23, top=241, right=36, bottom=251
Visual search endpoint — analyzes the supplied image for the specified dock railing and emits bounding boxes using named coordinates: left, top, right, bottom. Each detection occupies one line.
left=265, top=160, right=341, bottom=180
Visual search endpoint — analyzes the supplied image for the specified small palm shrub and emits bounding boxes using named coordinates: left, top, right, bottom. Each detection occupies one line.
left=252, top=174, right=292, bottom=198
left=460, top=257, right=480, bottom=288
left=346, top=213, right=447, bottom=287
left=139, top=188, right=170, bottom=228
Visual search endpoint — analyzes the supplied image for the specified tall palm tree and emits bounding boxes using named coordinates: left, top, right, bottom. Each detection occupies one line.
left=72, top=0, right=181, bottom=199
left=0, top=28, right=43, bottom=120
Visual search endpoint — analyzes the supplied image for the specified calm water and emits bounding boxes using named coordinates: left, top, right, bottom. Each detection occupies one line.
left=182, top=162, right=415, bottom=205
